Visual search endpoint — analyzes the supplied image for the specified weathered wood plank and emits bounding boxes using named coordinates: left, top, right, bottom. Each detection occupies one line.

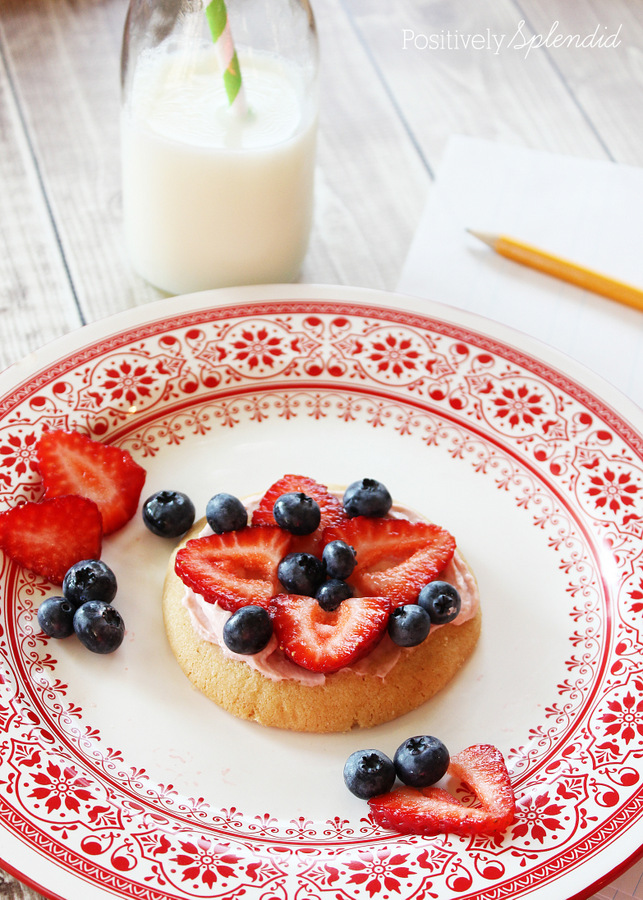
left=514, top=0, right=643, bottom=165
left=0, top=868, right=45, bottom=900
left=0, top=30, right=82, bottom=371
left=1, top=0, right=161, bottom=341
left=0, top=874, right=40, bottom=900
left=343, top=0, right=614, bottom=170
left=302, top=0, right=430, bottom=288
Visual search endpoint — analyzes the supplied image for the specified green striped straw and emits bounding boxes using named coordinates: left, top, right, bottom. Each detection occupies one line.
left=203, top=0, right=246, bottom=114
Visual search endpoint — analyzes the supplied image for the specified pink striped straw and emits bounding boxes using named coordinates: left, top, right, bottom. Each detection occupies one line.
left=203, top=0, right=247, bottom=115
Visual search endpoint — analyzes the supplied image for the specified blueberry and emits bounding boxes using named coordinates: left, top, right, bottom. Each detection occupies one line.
left=142, top=490, right=195, bottom=538
left=388, top=604, right=431, bottom=646
left=394, top=735, right=450, bottom=788
left=316, top=578, right=353, bottom=612
left=273, top=492, right=321, bottom=535
left=37, top=596, right=75, bottom=639
left=343, top=478, right=392, bottom=518
left=222, top=605, right=273, bottom=655
left=206, top=492, right=248, bottom=534
left=277, top=552, right=325, bottom=596
left=344, top=749, right=396, bottom=799
left=73, top=601, right=125, bottom=654
left=418, top=581, right=462, bottom=624
left=62, top=559, right=117, bottom=608
left=322, top=540, right=357, bottom=580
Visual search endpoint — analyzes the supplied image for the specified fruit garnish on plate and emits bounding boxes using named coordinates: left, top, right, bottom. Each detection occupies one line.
left=0, top=429, right=146, bottom=585
left=142, top=490, right=196, bottom=538
left=35, top=429, right=146, bottom=535
left=368, top=743, right=515, bottom=836
left=0, top=495, right=102, bottom=585
left=38, top=558, right=125, bottom=653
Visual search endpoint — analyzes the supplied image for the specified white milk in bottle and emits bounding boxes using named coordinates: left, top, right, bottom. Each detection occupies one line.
left=121, top=48, right=316, bottom=294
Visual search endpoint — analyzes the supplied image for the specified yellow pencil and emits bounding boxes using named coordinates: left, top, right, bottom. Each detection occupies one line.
left=467, top=229, right=643, bottom=314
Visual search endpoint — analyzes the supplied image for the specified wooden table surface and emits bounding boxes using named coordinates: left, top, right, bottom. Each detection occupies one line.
left=1, top=0, right=642, bottom=896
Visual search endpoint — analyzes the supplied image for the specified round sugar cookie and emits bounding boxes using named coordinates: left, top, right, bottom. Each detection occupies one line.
left=162, top=519, right=481, bottom=733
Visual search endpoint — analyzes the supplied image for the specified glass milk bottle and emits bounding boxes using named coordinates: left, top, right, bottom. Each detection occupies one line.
left=120, top=0, right=318, bottom=294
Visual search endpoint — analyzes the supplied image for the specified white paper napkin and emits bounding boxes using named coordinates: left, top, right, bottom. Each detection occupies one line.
left=397, top=134, right=643, bottom=900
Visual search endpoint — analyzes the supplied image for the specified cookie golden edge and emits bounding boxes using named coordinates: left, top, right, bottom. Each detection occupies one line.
left=162, top=519, right=481, bottom=733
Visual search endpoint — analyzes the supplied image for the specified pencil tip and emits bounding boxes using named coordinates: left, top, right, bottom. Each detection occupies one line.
left=466, top=229, right=496, bottom=248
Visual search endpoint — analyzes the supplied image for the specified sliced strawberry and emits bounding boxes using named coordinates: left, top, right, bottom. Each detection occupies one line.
left=449, top=743, right=516, bottom=831
left=0, top=495, right=103, bottom=585
left=35, top=430, right=146, bottom=535
left=369, top=744, right=515, bottom=836
left=270, top=593, right=390, bottom=673
left=175, top=526, right=291, bottom=612
left=368, top=785, right=491, bottom=835
left=252, top=474, right=348, bottom=550
left=323, top=517, right=456, bottom=606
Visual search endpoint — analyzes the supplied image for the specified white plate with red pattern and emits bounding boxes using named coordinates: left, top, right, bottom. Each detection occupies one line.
left=0, top=284, right=641, bottom=900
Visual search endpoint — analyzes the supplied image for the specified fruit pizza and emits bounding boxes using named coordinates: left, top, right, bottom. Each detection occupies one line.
left=161, top=474, right=482, bottom=733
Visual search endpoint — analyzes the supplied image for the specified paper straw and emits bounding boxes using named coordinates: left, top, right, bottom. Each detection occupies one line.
left=203, top=0, right=246, bottom=114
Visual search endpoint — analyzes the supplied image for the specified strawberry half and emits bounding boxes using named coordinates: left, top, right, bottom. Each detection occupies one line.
left=270, top=593, right=390, bottom=673
left=449, top=743, right=516, bottom=830
left=323, top=517, right=456, bottom=606
left=0, top=495, right=103, bottom=585
left=35, top=430, right=146, bottom=535
left=368, top=785, right=491, bottom=835
left=252, top=474, right=348, bottom=550
left=369, top=744, right=515, bottom=836
left=175, top=526, right=291, bottom=612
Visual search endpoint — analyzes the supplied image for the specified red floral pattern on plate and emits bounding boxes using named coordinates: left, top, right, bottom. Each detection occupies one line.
left=0, top=295, right=642, bottom=899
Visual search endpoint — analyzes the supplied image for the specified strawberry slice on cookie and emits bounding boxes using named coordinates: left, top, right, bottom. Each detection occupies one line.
left=0, top=495, right=103, bottom=585
left=324, top=517, right=456, bottom=606
left=175, top=526, right=292, bottom=612
left=270, top=593, right=391, bottom=673
left=252, top=474, right=348, bottom=550
left=35, top=430, right=146, bottom=535
left=369, top=744, right=515, bottom=836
